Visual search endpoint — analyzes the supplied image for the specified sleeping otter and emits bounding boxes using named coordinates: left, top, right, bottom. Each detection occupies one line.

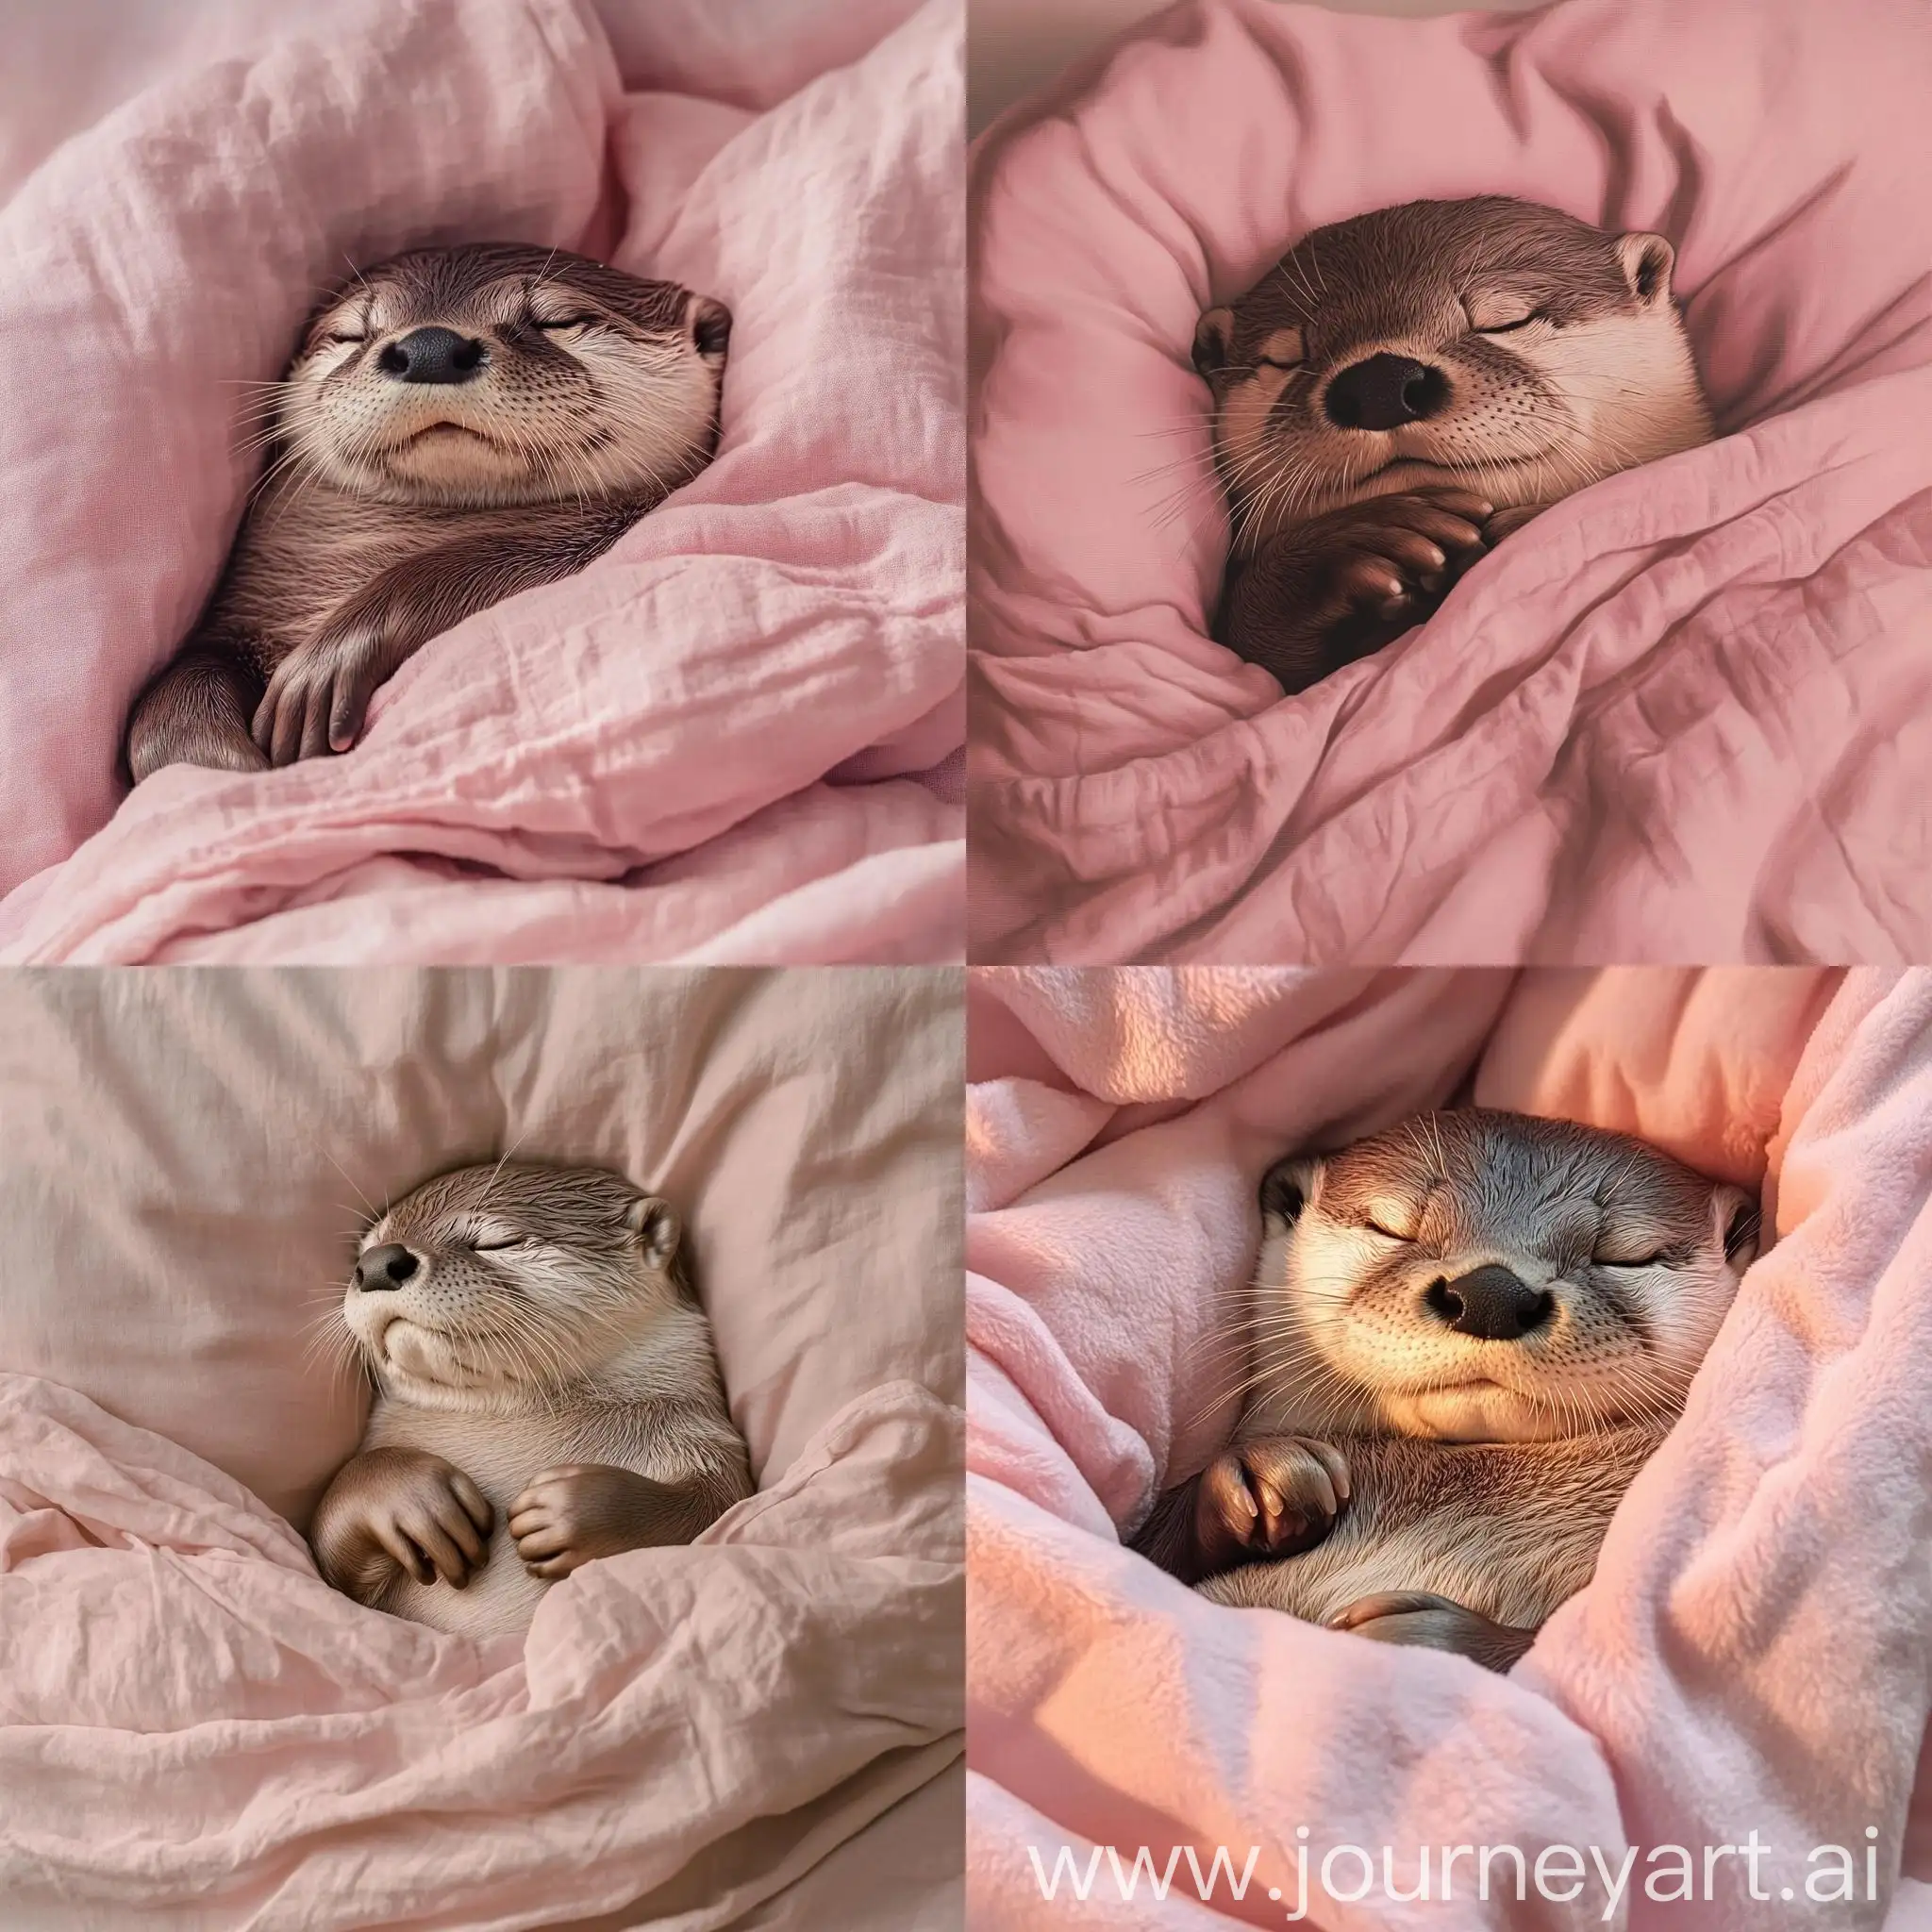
left=125, top=243, right=730, bottom=778
left=1132, top=1109, right=1758, bottom=1670
left=1192, top=196, right=1713, bottom=691
left=308, top=1161, right=752, bottom=1639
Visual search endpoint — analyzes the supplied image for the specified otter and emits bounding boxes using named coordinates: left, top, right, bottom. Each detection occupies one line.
left=1132, top=1109, right=1758, bottom=1670
left=308, top=1160, right=752, bottom=1639
left=125, top=242, right=730, bottom=779
left=1191, top=196, right=1713, bottom=691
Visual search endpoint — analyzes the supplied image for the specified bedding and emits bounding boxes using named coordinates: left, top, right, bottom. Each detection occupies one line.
left=967, top=0, right=1932, bottom=965
left=964, top=965, right=1932, bottom=1926
left=0, top=966, right=965, bottom=1926
left=0, top=0, right=964, bottom=964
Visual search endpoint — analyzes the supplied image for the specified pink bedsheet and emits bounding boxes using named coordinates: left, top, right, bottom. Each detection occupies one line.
left=0, top=0, right=963, bottom=963
left=965, top=966, right=1932, bottom=1926
left=967, top=0, right=1932, bottom=965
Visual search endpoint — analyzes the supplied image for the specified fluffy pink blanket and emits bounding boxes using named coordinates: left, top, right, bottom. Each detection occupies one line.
left=0, top=0, right=963, bottom=963
left=968, top=0, right=1931, bottom=965
left=965, top=967, right=1932, bottom=1926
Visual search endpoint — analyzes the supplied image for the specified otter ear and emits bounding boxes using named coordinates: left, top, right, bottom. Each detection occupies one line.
left=1259, top=1155, right=1323, bottom=1227
left=1615, top=232, right=1676, bottom=307
left=1192, top=306, right=1235, bottom=379
left=683, top=293, right=731, bottom=360
left=625, top=1195, right=683, bottom=1273
left=1712, top=1185, right=1761, bottom=1274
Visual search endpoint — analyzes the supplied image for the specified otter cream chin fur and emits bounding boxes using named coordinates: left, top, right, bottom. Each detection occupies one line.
left=1191, top=195, right=1714, bottom=691
left=1132, top=1108, right=1758, bottom=1670
left=125, top=242, right=730, bottom=779
left=308, top=1160, right=752, bottom=1639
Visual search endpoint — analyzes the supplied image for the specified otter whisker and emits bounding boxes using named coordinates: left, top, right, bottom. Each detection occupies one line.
left=321, top=1150, right=381, bottom=1223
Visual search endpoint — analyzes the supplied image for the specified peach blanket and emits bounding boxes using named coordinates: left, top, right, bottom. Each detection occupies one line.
left=966, top=967, right=1931, bottom=1926
left=0, top=0, right=963, bottom=963
left=968, top=0, right=1931, bottom=964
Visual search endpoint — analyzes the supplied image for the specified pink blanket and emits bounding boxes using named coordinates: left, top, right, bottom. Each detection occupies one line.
left=965, top=967, right=1932, bottom=1926
left=0, top=0, right=963, bottom=963
left=0, top=967, right=965, bottom=1924
left=967, top=0, right=1931, bottom=964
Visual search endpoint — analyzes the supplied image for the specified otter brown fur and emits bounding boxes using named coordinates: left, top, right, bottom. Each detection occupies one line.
left=1133, top=1109, right=1758, bottom=1669
left=308, top=1161, right=752, bottom=1639
left=1192, top=196, right=1713, bottom=691
left=125, top=243, right=730, bottom=779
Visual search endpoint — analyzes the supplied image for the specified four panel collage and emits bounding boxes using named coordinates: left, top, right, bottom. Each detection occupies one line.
left=0, top=0, right=1924, bottom=1927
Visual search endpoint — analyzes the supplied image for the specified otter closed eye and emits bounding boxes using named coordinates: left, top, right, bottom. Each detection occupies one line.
left=1191, top=194, right=1714, bottom=693
left=123, top=242, right=733, bottom=782
left=1130, top=1108, right=1759, bottom=1671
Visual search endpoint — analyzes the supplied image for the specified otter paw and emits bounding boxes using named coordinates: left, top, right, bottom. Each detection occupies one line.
left=1330, top=1591, right=1539, bottom=1672
left=1231, top=487, right=1499, bottom=687
left=1193, top=1435, right=1350, bottom=1574
left=1299, top=487, right=1495, bottom=624
left=509, top=1464, right=665, bottom=1580
left=321, top=1449, right=494, bottom=1593
left=250, top=622, right=391, bottom=765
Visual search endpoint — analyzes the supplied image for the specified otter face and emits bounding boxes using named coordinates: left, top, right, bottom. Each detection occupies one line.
left=1193, top=196, right=1712, bottom=552
left=1255, top=1109, right=1757, bottom=1444
left=341, top=1162, right=689, bottom=1410
left=270, top=243, right=730, bottom=508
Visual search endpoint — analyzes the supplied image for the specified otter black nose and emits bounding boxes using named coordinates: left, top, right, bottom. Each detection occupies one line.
left=1324, top=353, right=1449, bottom=431
left=355, top=1243, right=420, bottom=1291
left=377, top=327, right=485, bottom=384
left=1426, top=1265, right=1554, bottom=1341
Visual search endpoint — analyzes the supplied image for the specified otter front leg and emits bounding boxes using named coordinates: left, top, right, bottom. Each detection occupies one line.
left=250, top=506, right=639, bottom=765
left=1219, top=488, right=1495, bottom=692
left=125, top=643, right=270, bottom=783
left=1132, top=1436, right=1350, bottom=1585
left=308, top=1446, right=495, bottom=1609
left=507, top=1464, right=732, bottom=1580
left=1330, top=1590, right=1539, bottom=1673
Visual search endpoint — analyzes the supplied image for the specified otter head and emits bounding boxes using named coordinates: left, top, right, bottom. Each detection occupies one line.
left=341, top=1161, right=691, bottom=1411
left=271, top=243, right=730, bottom=508
left=1254, top=1108, right=1757, bottom=1444
left=1193, top=196, right=1712, bottom=553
